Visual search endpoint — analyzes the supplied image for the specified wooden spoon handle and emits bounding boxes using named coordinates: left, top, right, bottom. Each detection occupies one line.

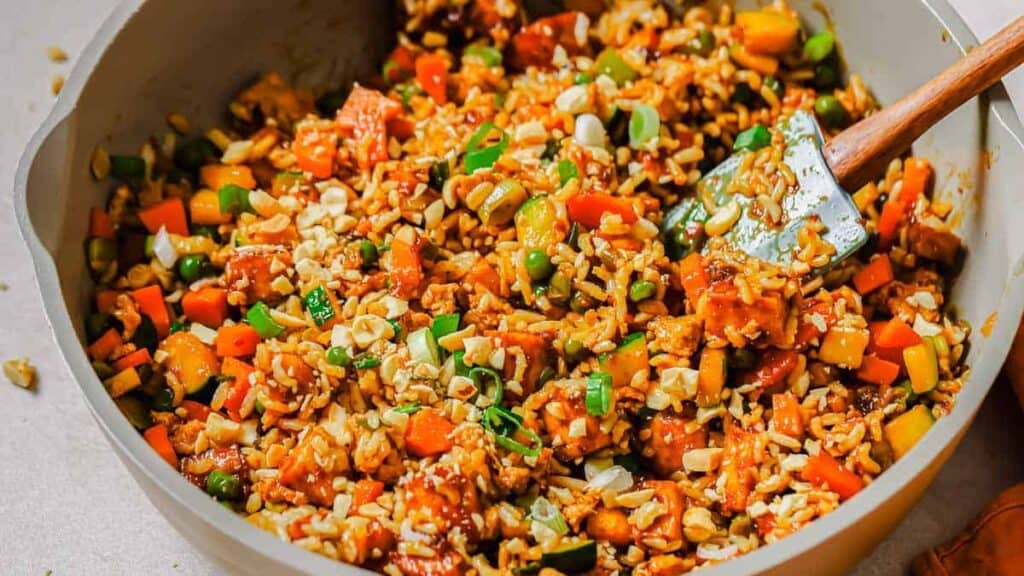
left=823, top=16, right=1024, bottom=191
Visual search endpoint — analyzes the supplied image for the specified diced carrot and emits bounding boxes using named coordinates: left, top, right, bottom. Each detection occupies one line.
left=143, top=424, right=179, bottom=468
left=856, top=354, right=901, bottom=387
left=404, top=409, right=454, bottom=457
left=853, top=254, right=894, bottom=295
left=215, top=324, right=262, bottom=357
left=741, top=349, right=799, bottom=392
left=389, top=237, right=423, bottom=300
left=181, top=287, right=229, bottom=328
left=131, top=285, right=171, bottom=338
left=337, top=86, right=403, bottom=171
left=293, top=124, right=339, bottom=179
left=200, top=164, right=256, bottom=192
left=801, top=452, right=864, bottom=501
left=138, top=197, right=189, bottom=236
left=89, top=207, right=116, bottom=240
left=679, top=252, right=709, bottom=304
left=567, top=193, right=637, bottom=229
left=351, top=479, right=386, bottom=509
left=189, top=189, right=232, bottom=225
left=415, top=53, right=448, bottom=105
left=221, top=357, right=254, bottom=421
left=874, top=317, right=922, bottom=350
left=879, top=158, right=931, bottom=248
left=88, top=328, right=123, bottom=361
left=113, top=348, right=152, bottom=372
left=771, top=392, right=803, bottom=438
left=736, top=10, right=800, bottom=55
left=466, top=258, right=504, bottom=296
left=384, top=45, right=417, bottom=84
left=96, top=290, right=120, bottom=314
left=180, top=399, right=212, bottom=422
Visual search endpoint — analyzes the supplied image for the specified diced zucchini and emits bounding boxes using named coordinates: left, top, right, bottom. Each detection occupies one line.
left=541, top=540, right=597, bottom=574
left=407, top=327, right=441, bottom=367
left=884, top=404, right=934, bottom=459
left=697, top=347, right=728, bottom=408
left=903, top=337, right=939, bottom=394
left=598, top=332, right=648, bottom=388
left=515, top=195, right=563, bottom=249
left=818, top=326, right=870, bottom=369
left=115, top=395, right=153, bottom=430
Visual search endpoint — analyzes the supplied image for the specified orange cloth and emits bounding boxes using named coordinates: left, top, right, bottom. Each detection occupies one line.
left=912, top=483, right=1024, bottom=575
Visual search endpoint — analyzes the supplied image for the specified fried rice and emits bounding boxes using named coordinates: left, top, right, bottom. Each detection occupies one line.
left=83, top=1, right=969, bottom=574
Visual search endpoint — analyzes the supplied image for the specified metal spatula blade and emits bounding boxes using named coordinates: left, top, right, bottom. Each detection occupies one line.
left=661, top=110, right=867, bottom=268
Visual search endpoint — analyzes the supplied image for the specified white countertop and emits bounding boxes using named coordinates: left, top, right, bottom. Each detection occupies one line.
left=1, top=2, right=1022, bottom=575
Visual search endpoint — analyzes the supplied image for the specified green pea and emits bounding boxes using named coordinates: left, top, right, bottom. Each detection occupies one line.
left=574, top=72, right=593, bottom=85
left=532, top=284, right=548, bottom=299
left=803, top=31, right=835, bottom=64
left=360, top=240, right=379, bottom=269
left=763, top=75, right=784, bottom=98
left=733, top=124, right=772, bottom=152
left=684, top=29, right=716, bottom=57
left=191, top=225, right=220, bottom=242
left=206, top=470, right=241, bottom=500
left=327, top=346, right=352, bottom=367
left=525, top=249, right=554, bottom=281
left=564, top=338, right=585, bottom=360
left=727, top=348, right=757, bottom=371
left=177, top=254, right=208, bottom=283
left=151, top=387, right=176, bottom=412
left=570, top=291, right=595, bottom=313
left=628, top=280, right=656, bottom=302
left=814, top=95, right=849, bottom=129
left=548, top=271, right=572, bottom=304
left=813, top=62, right=839, bottom=89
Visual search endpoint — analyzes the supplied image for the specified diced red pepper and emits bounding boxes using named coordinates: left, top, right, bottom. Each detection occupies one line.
left=802, top=452, right=864, bottom=500
left=566, top=193, right=637, bottom=229
left=856, top=354, right=901, bottom=387
left=221, top=357, right=255, bottom=421
left=415, top=53, right=448, bottom=105
left=384, top=45, right=417, bottom=84
left=388, top=237, right=423, bottom=300
left=89, top=207, right=116, bottom=240
left=873, top=317, right=922, bottom=350
left=215, top=325, right=262, bottom=357
left=509, top=12, right=589, bottom=69
left=144, top=424, right=179, bottom=468
left=853, top=254, right=894, bottom=295
left=740, top=349, right=800, bottom=392
left=181, top=399, right=212, bottom=422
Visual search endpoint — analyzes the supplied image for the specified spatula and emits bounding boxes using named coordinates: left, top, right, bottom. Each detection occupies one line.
left=661, top=16, right=1024, bottom=267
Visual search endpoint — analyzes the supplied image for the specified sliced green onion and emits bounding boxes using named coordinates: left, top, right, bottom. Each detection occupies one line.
left=482, top=405, right=543, bottom=457
left=453, top=350, right=471, bottom=377
left=470, top=366, right=504, bottom=406
left=303, top=286, right=335, bottom=327
left=574, top=72, right=593, bottom=85
left=387, top=319, right=403, bottom=340
left=354, top=353, right=381, bottom=369
left=247, top=302, right=285, bottom=339
left=803, top=31, right=836, bottom=64
left=110, top=155, right=146, bottom=180
left=621, top=331, right=645, bottom=348
left=465, top=44, right=503, bottom=67
left=464, top=121, right=510, bottom=174
left=218, top=183, right=252, bottom=215
left=586, top=372, right=613, bottom=416
left=628, top=279, right=656, bottom=302
left=206, top=470, right=241, bottom=500
left=557, top=159, right=578, bottom=186
left=628, top=104, right=661, bottom=149
left=529, top=497, right=568, bottom=535
left=382, top=59, right=401, bottom=84
left=733, top=124, right=771, bottom=151
left=407, top=327, right=441, bottom=367
left=431, top=313, right=461, bottom=341
left=594, top=48, right=637, bottom=86
left=393, top=402, right=422, bottom=415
